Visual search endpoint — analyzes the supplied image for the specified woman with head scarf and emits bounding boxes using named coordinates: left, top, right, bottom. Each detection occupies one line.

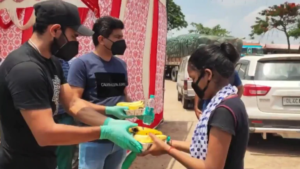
left=142, top=42, right=249, bottom=169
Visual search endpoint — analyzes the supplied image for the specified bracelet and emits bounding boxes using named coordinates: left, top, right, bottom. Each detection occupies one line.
left=166, top=136, right=172, bottom=145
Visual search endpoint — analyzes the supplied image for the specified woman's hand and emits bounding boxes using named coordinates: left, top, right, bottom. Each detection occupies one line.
left=140, top=133, right=171, bottom=156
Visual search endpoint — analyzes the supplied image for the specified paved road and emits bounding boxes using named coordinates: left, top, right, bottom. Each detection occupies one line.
left=130, top=80, right=300, bottom=169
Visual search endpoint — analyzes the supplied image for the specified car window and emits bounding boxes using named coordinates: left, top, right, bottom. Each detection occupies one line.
left=237, top=64, right=247, bottom=79
left=235, top=63, right=241, bottom=71
left=255, top=61, right=300, bottom=81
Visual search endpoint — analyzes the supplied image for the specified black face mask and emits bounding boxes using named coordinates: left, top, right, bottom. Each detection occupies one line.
left=51, top=33, right=79, bottom=61
left=191, top=71, right=210, bottom=100
left=106, top=39, right=127, bottom=55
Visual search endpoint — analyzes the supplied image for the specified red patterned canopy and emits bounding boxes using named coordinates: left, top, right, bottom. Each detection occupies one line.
left=0, top=0, right=99, bottom=29
left=82, top=0, right=100, bottom=17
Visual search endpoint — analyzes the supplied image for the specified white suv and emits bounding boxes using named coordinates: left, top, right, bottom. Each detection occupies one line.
left=238, top=54, right=300, bottom=140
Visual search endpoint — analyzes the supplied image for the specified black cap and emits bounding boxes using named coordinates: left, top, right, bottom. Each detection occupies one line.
left=34, top=0, right=94, bottom=36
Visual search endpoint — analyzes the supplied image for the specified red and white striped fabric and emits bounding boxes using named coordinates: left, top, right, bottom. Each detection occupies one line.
left=0, top=0, right=167, bottom=129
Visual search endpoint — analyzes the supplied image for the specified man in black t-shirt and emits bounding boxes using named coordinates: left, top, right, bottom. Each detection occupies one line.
left=0, top=1, right=142, bottom=169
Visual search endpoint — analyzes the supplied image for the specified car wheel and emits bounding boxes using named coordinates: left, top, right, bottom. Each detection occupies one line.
left=171, top=68, right=177, bottom=81
left=182, top=95, right=189, bottom=109
left=177, top=92, right=182, bottom=101
left=248, top=133, right=262, bottom=146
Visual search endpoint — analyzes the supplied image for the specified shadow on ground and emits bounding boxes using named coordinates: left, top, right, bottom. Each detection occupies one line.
left=129, top=121, right=194, bottom=169
left=247, top=135, right=300, bottom=157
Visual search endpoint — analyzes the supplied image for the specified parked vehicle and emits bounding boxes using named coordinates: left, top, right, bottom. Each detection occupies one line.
left=238, top=54, right=300, bottom=141
left=165, top=34, right=243, bottom=81
left=176, top=55, right=195, bottom=109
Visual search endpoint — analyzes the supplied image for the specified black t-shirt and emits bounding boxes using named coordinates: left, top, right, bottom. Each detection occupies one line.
left=207, top=96, right=249, bottom=169
left=0, top=42, right=66, bottom=169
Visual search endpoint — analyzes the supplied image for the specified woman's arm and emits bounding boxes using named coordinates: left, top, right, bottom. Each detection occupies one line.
left=169, top=140, right=191, bottom=153
left=167, top=127, right=232, bottom=169
left=166, top=107, right=235, bottom=169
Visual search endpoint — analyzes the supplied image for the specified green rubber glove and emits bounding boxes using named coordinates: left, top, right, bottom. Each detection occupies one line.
left=100, top=118, right=143, bottom=153
left=105, top=106, right=134, bottom=119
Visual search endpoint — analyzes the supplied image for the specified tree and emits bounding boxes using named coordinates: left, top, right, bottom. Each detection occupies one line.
left=189, top=23, right=230, bottom=36
left=167, top=0, right=188, bottom=31
left=249, top=2, right=300, bottom=52
left=289, top=19, right=300, bottom=39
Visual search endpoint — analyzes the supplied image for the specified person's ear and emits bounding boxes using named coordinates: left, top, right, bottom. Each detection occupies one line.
left=49, top=24, right=62, bottom=38
left=98, top=35, right=105, bottom=45
left=204, top=68, right=213, bottom=81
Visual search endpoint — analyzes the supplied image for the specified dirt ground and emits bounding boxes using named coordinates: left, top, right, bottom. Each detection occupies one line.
left=130, top=80, right=300, bottom=169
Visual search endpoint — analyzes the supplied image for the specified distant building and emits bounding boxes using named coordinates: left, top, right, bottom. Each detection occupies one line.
left=263, top=44, right=300, bottom=54
left=241, top=42, right=263, bottom=56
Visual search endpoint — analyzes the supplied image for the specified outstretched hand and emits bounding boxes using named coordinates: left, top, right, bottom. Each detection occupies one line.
left=100, top=119, right=143, bottom=153
left=140, top=133, right=170, bottom=156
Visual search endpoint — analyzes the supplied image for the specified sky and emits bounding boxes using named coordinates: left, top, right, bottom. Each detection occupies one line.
left=171, top=0, right=300, bottom=45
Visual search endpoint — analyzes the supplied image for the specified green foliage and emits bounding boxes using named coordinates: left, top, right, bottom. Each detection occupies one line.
left=289, top=19, right=300, bottom=39
left=167, top=0, right=188, bottom=31
left=189, top=23, right=230, bottom=36
left=166, top=34, right=243, bottom=58
left=249, top=2, right=300, bottom=50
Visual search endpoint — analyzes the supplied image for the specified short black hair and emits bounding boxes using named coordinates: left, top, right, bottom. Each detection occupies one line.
left=92, top=16, right=124, bottom=46
left=33, top=23, right=68, bottom=35
left=188, top=42, right=240, bottom=78
left=32, top=23, right=49, bottom=35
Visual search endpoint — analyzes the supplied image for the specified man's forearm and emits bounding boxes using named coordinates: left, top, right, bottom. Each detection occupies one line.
left=81, top=99, right=106, bottom=114
left=68, top=98, right=108, bottom=126
left=41, top=124, right=101, bottom=146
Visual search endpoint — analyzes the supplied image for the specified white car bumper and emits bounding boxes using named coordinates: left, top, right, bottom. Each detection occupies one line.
left=247, top=107, right=300, bottom=139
